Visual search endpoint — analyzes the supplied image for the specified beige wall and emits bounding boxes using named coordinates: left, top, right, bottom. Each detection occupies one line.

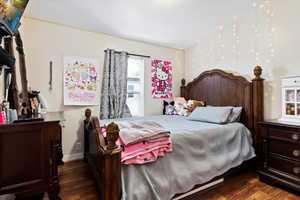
left=185, top=0, right=300, bottom=120
left=18, top=17, right=185, bottom=158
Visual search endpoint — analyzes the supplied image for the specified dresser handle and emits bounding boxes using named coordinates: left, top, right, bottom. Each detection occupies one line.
left=293, top=167, right=300, bottom=174
left=292, top=134, right=299, bottom=141
left=293, top=150, right=300, bottom=157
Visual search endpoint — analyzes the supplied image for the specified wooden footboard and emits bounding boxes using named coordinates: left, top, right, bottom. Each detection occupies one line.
left=84, top=109, right=122, bottom=200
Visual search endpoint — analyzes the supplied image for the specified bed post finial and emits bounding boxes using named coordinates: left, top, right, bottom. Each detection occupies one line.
left=106, top=122, right=120, bottom=150
left=181, top=79, right=187, bottom=98
left=181, top=78, right=186, bottom=87
left=254, top=66, right=262, bottom=80
left=252, top=66, right=264, bottom=155
left=85, top=108, right=92, bottom=121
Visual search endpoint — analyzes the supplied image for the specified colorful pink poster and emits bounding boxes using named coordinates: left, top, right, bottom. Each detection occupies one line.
left=151, top=59, right=173, bottom=99
left=64, top=57, right=99, bottom=105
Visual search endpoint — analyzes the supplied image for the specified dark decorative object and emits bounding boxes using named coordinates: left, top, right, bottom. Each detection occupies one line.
left=258, top=121, right=300, bottom=193
left=15, top=30, right=31, bottom=116
left=0, top=120, right=62, bottom=200
left=83, top=66, right=264, bottom=200
left=49, top=61, right=53, bottom=90
left=106, top=122, right=120, bottom=150
left=254, top=66, right=262, bottom=80
left=0, top=45, right=15, bottom=67
left=163, top=100, right=175, bottom=115
left=3, top=37, right=19, bottom=110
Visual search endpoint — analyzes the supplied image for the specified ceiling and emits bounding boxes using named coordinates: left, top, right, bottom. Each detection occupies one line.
left=24, top=0, right=252, bottom=49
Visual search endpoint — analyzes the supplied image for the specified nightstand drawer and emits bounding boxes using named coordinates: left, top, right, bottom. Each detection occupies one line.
left=269, top=128, right=300, bottom=143
left=269, top=140, right=300, bottom=161
left=269, top=156, right=300, bottom=179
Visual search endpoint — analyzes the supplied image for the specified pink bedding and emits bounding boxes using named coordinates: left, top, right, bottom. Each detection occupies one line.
left=117, top=137, right=172, bottom=165
left=116, top=120, right=170, bottom=145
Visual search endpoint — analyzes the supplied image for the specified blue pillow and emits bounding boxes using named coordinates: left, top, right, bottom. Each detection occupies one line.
left=208, top=106, right=243, bottom=123
left=188, top=107, right=233, bottom=124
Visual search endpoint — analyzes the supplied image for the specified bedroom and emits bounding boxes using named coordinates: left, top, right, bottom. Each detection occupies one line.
left=0, top=0, right=300, bottom=199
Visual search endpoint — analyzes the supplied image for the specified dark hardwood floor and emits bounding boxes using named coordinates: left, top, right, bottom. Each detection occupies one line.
left=42, top=160, right=300, bottom=200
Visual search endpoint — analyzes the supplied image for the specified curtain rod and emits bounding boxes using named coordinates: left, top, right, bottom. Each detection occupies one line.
left=104, top=50, right=151, bottom=58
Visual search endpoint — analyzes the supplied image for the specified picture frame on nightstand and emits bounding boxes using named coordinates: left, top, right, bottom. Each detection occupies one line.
left=280, top=76, right=300, bottom=124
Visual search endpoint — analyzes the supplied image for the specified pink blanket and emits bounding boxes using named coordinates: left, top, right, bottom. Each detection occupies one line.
left=116, top=120, right=170, bottom=145
left=117, top=137, right=172, bottom=165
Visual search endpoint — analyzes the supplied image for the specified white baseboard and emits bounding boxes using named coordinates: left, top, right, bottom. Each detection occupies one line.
left=63, top=152, right=84, bottom=162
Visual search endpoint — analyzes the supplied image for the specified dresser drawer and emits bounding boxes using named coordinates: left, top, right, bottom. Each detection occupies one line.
left=269, top=128, right=300, bottom=143
left=269, top=140, right=300, bottom=161
left=269, top=155, right=300, bottom=179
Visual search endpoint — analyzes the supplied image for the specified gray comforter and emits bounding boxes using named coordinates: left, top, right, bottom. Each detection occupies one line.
left=102, top=115, right=255, bottom=200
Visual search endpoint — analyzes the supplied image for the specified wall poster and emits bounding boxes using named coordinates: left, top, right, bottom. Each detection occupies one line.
left=64, top=56, right=99, bottom=105
left=151, top=59, right=173, bottom=99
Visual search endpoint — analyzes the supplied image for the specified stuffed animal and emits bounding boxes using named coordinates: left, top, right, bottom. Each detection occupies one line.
left=163, top=100, right=176, bottom=115
left=186, top=100, right=205, bottom=114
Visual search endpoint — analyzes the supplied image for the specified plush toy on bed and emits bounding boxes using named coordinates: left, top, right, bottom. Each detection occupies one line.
left=186, top=100, right=205, bottom=115
left=163, top=100, right=176, bottom=115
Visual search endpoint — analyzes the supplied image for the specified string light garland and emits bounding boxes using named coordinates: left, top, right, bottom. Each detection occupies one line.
left=198, top=0, right=276, bottom=69
left=251, top=0, right=276, bottom=65
left=217, top=25, right=225, bottom=61
left=232, top=16, right=240, bottom=65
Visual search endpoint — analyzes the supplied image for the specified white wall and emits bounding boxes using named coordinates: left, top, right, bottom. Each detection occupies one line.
left=185, top=0, right=300, bottom=120
left=18, top=17, right=185, bottom=158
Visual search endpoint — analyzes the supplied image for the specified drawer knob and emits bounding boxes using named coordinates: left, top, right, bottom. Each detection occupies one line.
left=293, top=150, right=300, bottom=157
left=292, top=134, right=299, bottom=141
left=293, top=167, right=300, bottom=174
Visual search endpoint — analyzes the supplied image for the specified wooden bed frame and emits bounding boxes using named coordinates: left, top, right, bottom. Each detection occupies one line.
left=83, top=66, right=264, bottom=200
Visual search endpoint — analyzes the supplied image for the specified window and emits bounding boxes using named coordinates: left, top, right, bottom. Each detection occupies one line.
left=126, top=56, right=145, bottom=117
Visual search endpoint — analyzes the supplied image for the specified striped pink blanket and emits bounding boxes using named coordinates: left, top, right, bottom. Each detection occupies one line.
left=115, top=120, right=173, bottom=165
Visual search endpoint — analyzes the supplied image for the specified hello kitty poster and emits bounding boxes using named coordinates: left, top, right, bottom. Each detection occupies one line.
left=151, top=59, right=173, bottom=99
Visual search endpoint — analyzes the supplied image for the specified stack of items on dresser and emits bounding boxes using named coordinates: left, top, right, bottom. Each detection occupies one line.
left=115, top=120, right=172, bottom=165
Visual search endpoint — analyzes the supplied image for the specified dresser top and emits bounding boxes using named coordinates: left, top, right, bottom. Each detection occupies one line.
left=0, top=112, right=63, bottom=127
left=260, top=119, right=300, bottom=129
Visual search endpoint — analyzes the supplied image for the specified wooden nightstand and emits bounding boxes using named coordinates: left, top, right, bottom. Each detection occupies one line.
left=258, top=120, right=300, bottom=192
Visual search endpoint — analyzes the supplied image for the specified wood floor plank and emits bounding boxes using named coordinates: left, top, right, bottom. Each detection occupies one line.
left=43, top=160, right=300, bottom=200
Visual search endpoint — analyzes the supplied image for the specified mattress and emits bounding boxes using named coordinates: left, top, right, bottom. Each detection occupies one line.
left=101, top=115, right=255, bottom=200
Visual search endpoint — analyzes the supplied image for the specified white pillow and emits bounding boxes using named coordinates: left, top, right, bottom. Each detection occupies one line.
left=188, top=107, right=233, bottom=124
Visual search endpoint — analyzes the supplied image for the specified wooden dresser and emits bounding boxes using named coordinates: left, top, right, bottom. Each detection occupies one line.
left=258, top=120, right=300, bottom=192
left=0, top=120, right=62, bottom=200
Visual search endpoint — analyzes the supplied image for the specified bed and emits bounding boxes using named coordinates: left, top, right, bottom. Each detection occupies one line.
left=83, top=66, right=264, bottom=200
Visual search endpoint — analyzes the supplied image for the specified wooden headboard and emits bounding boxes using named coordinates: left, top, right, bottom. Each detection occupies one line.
left=181, top=66, right=264, bottom=148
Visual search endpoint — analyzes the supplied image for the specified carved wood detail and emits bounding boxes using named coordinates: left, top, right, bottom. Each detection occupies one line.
left=15, top=31, right=30, bottom=115
left=84, top=109, right=122, bottom=200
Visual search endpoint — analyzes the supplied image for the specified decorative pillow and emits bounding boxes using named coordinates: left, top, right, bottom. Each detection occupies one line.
left=208, top=106, right=243, bottom=123
left=188, top=107, right=233, bottom=124
left=174, top=97, right=188, bottom=116
left=228, top=107, right=243, bottom=122
left=174, top=103, right=188, bottom=116
left=163, top=101, right=176, bottom=115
